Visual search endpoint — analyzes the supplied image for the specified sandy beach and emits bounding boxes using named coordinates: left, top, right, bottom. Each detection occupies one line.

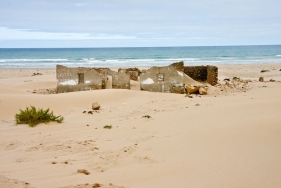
left=0, top=63, right=281, bottom=188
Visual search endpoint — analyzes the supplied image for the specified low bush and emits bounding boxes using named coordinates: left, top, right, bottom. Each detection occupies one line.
left=103, top=125, right=112, bottom=129
left=15, top=106, right=64, bottom=127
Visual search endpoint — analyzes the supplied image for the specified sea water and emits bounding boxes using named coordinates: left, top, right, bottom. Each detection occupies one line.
left=0, top=45, right=281, bottom=68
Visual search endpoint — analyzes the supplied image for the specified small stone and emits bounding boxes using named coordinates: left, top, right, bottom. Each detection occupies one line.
left=77, top=169, right=90, bottom=175
left=269, top=79, right=276, bottom=82
left=195, top=104, right=200, bottom=106
left=259, top=77, right=264, bottom=82
left=261, top=70, right=270, bottom=73
left=93, top=183, right=101, bottom=187
left=199, top=87, right=207, bottom=95
left=92, top=102, right=100, bottom=110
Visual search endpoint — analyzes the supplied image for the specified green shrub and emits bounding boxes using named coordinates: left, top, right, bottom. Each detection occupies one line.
left=15, top=106, right=64, bottom=127
left=103, top=125, right=112, bottom=129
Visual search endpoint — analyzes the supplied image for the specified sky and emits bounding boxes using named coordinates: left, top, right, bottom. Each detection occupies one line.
left=0, top=0, right=281, bottom=48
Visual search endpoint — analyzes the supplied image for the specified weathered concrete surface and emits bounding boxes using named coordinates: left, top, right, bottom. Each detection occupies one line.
left=56, top=65, right=107, bottom=93
left=207, top=65, right=218, bottom=86
left=118, top=68, right=140, bottom=81
left=140, top=65, right=185, bottom=94
left=112, top=70, right=130, bottom=89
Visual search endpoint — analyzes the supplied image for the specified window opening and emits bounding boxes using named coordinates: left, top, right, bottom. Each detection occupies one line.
left=158, top=73, right=164, bottom=81
left=78, top=73, right=84, bottom=84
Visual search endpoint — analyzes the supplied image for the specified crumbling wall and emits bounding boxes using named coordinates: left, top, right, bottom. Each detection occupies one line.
left=184, top=65, right=218, bottom=85
left=207, top=66, right=218, bottom=85
left=112, top=70, right=130, bottom=89
left=56, top=65, right=107, bottom=93
left=118, top=67, right=140, bottom=81
left=140, top=65, right=185, bottom=94
left=184, top=66, right=208, bottom=81
left=171, top=61, right=184, bottom=72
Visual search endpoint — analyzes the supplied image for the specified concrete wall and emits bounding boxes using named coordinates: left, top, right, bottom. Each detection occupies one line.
left=207, top=66, right=218, bottom=86
left=184, top=66, right=208, bottom=81
left=171, top=61, right=184, bottom=72
left=56, top=65, right=107, bottom=93
left=184, top=65, right=218, bottom=85
left=140, top=65, right=185, bottom=94
left=112, top=70, right=130, bottom=89
left=118, top=68, right=140, bottom=81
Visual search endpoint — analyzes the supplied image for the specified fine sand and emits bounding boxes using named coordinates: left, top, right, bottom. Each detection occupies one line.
left=0, top=63, right=281, bottom=188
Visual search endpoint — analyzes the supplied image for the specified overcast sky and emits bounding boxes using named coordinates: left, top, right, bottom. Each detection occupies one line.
left=0, top=0, right=281, bottom=48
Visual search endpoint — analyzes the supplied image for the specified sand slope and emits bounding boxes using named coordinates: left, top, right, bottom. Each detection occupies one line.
left=0, top=64, right=281, bottom=188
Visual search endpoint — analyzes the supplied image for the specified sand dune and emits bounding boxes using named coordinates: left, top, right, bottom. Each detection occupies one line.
left=0, top=63, right=281, bottom=188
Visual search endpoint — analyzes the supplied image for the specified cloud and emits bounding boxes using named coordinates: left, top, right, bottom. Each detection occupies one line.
left=0, top=0, right=281, bottom=47
left=0, top=27, right=136, bottom=40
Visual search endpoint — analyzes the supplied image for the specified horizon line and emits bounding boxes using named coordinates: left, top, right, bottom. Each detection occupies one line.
left=1, top=44, right=281, bottom=49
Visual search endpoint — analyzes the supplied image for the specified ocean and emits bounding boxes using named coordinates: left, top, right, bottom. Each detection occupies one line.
left=0, top=45, right=281, bottom=68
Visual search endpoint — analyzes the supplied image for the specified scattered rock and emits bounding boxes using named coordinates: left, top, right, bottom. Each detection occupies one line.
left=77, top=169, right=90, bottom=175
left=195, top=104, right=200, bottom=106
left=269, top=79, right=276, bottom=82
left=51, top=161, right=56, bottom=164
left=224, top=78, right=230, bottom=81
left=261, top=70, right=270, bottom=73
left=142, top=115, right=151, bottom=118
left=92, top=102, right=100, bottom=110
left=88, top=111, right=93, bottom=114
left=279, top=69, right=281, bottom=71
left=199, top=87, right=208, bottom=95
left=93, top=183, right=101, bottom=187
left=259, top=77, right=264, bottom=82
left=83, top=111, right=86, bottom=113
left=185, top=94, right=193, bottom=98
left=32, top=73, right=43, bottom=76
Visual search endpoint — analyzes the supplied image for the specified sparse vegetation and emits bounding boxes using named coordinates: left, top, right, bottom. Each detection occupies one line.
left=103, top=125, right=112, bottom=129
left=15, top=106, right=64, bottom=127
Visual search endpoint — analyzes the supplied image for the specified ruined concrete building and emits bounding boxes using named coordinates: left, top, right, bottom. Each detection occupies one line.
left=56, top=62, right=218, bottom=94
left=56, top=65, right=108, bottom=93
